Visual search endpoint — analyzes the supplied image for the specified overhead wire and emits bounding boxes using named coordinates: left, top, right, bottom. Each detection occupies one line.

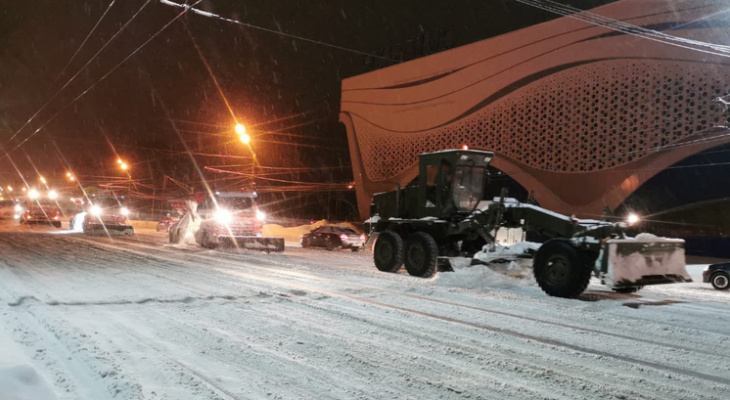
left=53, top=0, right=119, bottom=85
left=5, top=0, right=155, bottom=145
left=158, top=0, right=400, bottom=62
left=511, top=0, right=730, bottom=58
left=5, top=0, right=204, bottom=155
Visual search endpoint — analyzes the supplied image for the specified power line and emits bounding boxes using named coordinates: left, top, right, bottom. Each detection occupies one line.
left=53, top=0, right=119, bottom=85
left=5, top=0, right=155, bottom=145
left=5, top=0, right=204, bottom=155
left=158, top=0, right=400, bottom=62
left=512, top=0, right=730, bottom=58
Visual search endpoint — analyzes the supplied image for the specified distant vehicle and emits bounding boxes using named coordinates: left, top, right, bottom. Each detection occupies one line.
left=0, top=200, right=22, bottom=220
left=193, top=192, right=283, bottom=252
left=82, top=197, right=134, bottom=236
left=156, top=215, right=178, bottom=232
left=20, top=200, right=62, bottom=227
left=703, top=262, right=730, bottom=290
left=301, top=225, right=366, bottom=251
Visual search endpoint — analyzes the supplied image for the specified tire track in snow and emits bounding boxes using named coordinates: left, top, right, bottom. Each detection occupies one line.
left=4, top=232, right=729, bottom=398
left=69, top=234, right=730, bottom=394
left=83, top=234, right=730, bottom=362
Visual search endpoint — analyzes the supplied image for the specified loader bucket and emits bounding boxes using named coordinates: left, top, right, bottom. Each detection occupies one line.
left=84, top=223, right=135, bottom=236
left=601, top=235, right=691, bottom=290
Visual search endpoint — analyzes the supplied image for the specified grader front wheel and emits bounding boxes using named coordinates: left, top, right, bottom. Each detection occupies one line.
left=533, top=240, right=592, bottom=298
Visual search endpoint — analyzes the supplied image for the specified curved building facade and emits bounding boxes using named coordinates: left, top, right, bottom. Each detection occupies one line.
left=340, top=0, right=730, bottom=219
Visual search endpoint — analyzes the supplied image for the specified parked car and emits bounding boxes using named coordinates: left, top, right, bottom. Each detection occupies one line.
left=157, top=215, right=178, bottom=232
left=703, top=262, right=730, bottom=290
left=301, top=225, right=366, bottom=251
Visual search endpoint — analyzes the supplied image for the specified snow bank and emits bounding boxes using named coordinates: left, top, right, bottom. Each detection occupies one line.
left=475, top=241, right=540, bottom=263
left=262, top=220, right=362, bottom=244
left=0, top=330, right=57, bottom=400
left=434, top=258, right=534, bottom=290
left=128, top=220, right=158, bottom=230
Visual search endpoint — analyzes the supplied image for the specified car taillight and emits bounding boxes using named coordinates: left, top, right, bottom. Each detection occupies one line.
left=340, top=234, right=348, bottom=241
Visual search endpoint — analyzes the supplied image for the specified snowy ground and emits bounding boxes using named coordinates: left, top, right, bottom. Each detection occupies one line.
left=0, top=220, right=729, bottom=400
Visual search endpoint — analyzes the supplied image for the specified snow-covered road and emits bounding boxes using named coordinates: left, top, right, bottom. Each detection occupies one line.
left=1, top=224, right=729, bottom=400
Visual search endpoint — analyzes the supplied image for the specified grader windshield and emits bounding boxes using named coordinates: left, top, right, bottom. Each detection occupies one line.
left=451, top=154, right=487, bottom=212
left=452, top=161, right=487, bottom=212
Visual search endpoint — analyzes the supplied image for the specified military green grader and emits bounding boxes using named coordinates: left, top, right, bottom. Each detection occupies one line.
left=367, top=149, right=691, bottom=298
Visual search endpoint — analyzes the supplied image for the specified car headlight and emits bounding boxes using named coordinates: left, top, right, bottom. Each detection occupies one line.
left=256, top=210, right=266, bottom=222
left=90, top=205, right=102, bottom=216
left=214, top=209, right=232, bottom=224
left=48, top=190, right=58, bottom=200
left=121, top=207, right=129, bottom=216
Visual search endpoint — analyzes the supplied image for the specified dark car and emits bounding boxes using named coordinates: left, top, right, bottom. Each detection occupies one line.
left=156, top=215, right=178, bottom=232
left=301, top=225, right=366, bottom=251
left=703, top=263, right=730, bottom=291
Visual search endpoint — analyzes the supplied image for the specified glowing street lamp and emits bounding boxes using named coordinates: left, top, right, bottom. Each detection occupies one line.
left=235, top=123, right=250, bottom=144
left=6, top=186, right=12, bottom=192
left=28, top=189, right=39, bottom=199
left=39, top=176, right=47, bottom=184
left=120, top=163, right=129, bottom=171
left=66, top=172, right=75, bottom=181
left=48, top=190, right=59, bottom=200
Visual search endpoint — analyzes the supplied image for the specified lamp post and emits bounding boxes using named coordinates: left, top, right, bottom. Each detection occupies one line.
left=234, top=123, right=256, bottom=189
left=116, top=158, right=131, bottom=199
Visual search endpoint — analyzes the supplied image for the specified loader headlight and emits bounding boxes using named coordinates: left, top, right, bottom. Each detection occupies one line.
left=255, top=210, right=266, bottom=222
left=90, top=205, right=102, bottom=216
left=626, top=213, right=640, bottom=225
left=120, top=207, right=129, bottom=216
left=214, top=209, right=232, bottom=224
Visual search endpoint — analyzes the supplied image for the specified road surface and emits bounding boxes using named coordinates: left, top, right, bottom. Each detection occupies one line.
left=0, top=224, right=729, bottom=400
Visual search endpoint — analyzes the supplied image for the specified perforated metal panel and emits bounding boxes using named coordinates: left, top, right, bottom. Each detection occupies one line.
left=354, top=60, right=729, bottom=182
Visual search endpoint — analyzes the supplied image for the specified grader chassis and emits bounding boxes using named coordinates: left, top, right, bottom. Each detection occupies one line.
left=367, top=149, right=690, bottom=298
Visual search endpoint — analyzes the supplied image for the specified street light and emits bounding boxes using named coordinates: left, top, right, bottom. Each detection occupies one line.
left=235, top=123, right=250, bottom=144
left=120, top=163, right=129, bottom=171
left=66, top=172, right=75, bottom=181
left=6, top=186, right=12, bottom=192
left=39, top=176, right=47, bottom=184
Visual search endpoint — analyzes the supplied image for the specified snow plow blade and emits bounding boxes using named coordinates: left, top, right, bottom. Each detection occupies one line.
left=84, top=224, right=135, bottom=236
left=602, top=236, right=690, bottom=290
left=217, top=236, right=285, bottom=253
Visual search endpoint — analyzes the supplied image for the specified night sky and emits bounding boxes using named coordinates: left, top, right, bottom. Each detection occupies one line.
left=0, top=0, right=615, bottom=219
